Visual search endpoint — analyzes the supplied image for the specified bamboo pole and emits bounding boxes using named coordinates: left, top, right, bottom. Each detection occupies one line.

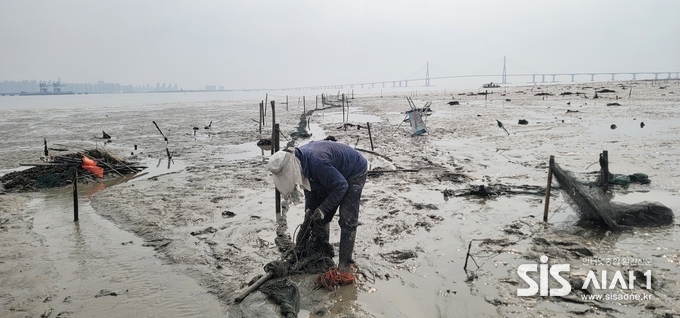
left=235, top=272, right=273, bottom=303
left=367, top=122, right=374, bottom=151
left=274, top=123, right=281, bottom=215
left=601, top=150, right=609, bottom=193
left=270, top=101, right=276, bottom=155
left=259, top=102, right=263, bottom=134
left=342, top=94, right=346, bottom=130
left=543, top=155, right=554, bottom=222
left=73, top=169, right=79, bottom=222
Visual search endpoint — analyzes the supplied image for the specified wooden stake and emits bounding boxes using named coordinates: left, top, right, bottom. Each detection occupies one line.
left=303, top=96, right=306, bottom=113
left=601, top=150, right=609, bottom=193
left=235, top=272, right=273, bottom=303
left=264, top=94, right=268, bottom=116
left=73, top=169, right=79, bottom=222
left=270, top=101, right=276, bottom=155
left=367, top=122, right=374, bottom=151
left=543, top=155, right=554, bottom=222
left=274, top=123, right=281, bottom=215
left=342, top=94, right=346, bottom=129
left=315, top=95, right=318, bottom=110
left=259, top=102, right=263, bottom=134
left=346, top=94, right=349, bottom=122
left=286, top=95, right=288, bottom=111
left=44, top=138, right=48, bottom=156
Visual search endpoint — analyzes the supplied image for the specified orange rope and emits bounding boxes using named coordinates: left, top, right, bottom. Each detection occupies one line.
left=316, top=268, right=356, bottom=291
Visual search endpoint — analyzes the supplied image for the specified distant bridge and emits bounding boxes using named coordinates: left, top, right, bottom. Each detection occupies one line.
left=265, top=71, right=680, bottom=91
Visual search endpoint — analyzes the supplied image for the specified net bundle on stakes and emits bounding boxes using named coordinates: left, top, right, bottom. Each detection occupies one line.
left=550, top=160, right=674, bottom=230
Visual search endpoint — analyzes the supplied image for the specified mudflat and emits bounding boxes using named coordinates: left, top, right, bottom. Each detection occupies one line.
left=1, top=80, right=679, bottom=317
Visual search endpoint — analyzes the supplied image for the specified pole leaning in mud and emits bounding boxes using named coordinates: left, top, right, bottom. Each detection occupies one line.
left=367, top=122, right=374, bottom=151
left=234, top=272, right=273, bottom=303
left=73, top=169, right=79, bottom=222
left=543, top=155, right=554, bottom=222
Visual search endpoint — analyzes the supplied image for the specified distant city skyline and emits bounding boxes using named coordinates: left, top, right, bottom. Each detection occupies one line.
left=0, top=79, right=188, bottom=94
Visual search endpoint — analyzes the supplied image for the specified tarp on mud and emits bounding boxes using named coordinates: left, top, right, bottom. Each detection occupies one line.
left=550, top=160, right=674, bottom=230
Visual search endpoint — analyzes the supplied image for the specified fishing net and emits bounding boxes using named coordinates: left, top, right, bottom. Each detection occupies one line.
left=550, top=160, right=674, bottom=230
left=35, top=172, right=67, bottom=189
left=258, top=278, right=300, bottom=318
left=596, top=172, right=651, bottom=188
left=251, top=211, right=335, bottom=317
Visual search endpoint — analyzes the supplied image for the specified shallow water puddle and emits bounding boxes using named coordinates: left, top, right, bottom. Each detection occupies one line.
left=129, top=158, right=186, bottom=181
left=29, top=184, right=223, bottom=317
left=318, top=111, right=382, bottom=124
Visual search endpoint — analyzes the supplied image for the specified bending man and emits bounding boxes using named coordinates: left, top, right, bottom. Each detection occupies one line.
left=268, top=140, right=368, bottom=270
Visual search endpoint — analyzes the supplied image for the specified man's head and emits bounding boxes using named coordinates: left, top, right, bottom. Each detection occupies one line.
left=268, top=149, right=311, bottom=195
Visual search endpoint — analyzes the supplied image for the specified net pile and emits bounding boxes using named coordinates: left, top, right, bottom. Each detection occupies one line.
left=1, top=149, right=143, bottom=192
left=550, top=160, right=674, bottom=230
left=254, top=213, right=336, bottom=317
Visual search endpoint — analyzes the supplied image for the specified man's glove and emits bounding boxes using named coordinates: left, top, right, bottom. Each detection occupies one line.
left=311, top=208, right=325, bottom=221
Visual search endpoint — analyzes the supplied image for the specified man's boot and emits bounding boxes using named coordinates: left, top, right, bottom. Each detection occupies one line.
left=338, top=229, right=356, bottom=270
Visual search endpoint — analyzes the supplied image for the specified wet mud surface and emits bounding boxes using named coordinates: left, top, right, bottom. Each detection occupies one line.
left=1, top=80, right=680, bottom=317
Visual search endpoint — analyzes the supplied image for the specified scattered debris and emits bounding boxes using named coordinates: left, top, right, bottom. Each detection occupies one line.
left=380, top=250, right=417, bottom=264
left=102, top=131, right=111, bottom=139
left=222, top=211, right=236, bottom=218
left=566, top=109, right=579, bottom=113
left=607, top=102, right=622, bottom=106
left=597, top=89, right=616, bottom=93
left=518, top=119, right=528, bottom=125
left=95, top=289, right=127, bottom=298
left=190, top=227, right=218, bottom=236
left=257, top=138, right=272, bottom=151
left=496, top=120, right=510, bottom=135
left=610, top=124, right=617, bottom=130
left=448, top=100, right=460, bottom=106
left=534, top=92, right=553, bottom=96
left=205, top=121, right=212, bottom=129
left=641, top=122, right=645, bottom=128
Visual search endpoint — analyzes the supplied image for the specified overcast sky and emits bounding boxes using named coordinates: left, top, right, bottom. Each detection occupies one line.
left=1, top=0, right=678, bottom=90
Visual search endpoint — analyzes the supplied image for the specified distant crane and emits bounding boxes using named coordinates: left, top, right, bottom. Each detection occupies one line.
left=39, top=81, right=66, bottom=93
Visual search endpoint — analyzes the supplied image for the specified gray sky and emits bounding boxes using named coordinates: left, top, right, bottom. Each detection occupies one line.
left=1, top=0, right=678, bottom=90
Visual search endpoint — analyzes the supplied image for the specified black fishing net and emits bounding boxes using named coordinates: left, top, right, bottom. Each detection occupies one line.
left=550, top=160, right=674, bottom=230
left=251, top=211, right=335, bottom=317
left=258, top=278, right=300, bottom=318
left=596, top=172, right=651, bottom=188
